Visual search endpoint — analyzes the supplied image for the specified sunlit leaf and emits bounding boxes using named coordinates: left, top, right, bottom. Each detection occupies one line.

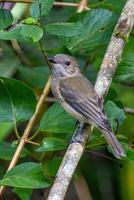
left=44, top=157, right=62, bottom=177
left=0, top=162, right=51, bottom=188
left=0, top=122, right=13, bottom=140
left=0, top=24, right=43, bottom=42
left=90, top=0, right=126, bottom=13
left=45, top=22, right=85, bottom=37
left=36, top=137, right=66, bottom=152
left=114, top=53, right=134, bottom=83
left=0, top=141, right=26, bottom=160
left=66, top=9, right=116, bottom=55
left=20, top=25, right=43, bottom=42
left=13, top=188, right=32, bottom=200
left=0, top=77, right=36, bottom=123
left=120, top=143, right=134, bottom=161
left=0, top=25, right=22, bottom=40
left=39, top=103, right=76, bottom=133
left=104, top=100, right=126, bottom=131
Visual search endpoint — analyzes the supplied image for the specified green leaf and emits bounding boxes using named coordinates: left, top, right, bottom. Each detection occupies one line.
left=0, top=24, right=43, bottom=42
left=104, top=100, right=126, bottom=130
left=45, top=9, right=114, bottom=40
left=90, top=0, right=126, bottom=13
left=0, top=141, right=26, bottom=160
left=114, top=52, right=134, bottom=83
left=13, top=188, right=32, bottom=200
left=0, top=42, right=21, bottom=77
left=45, top=22, right=85, bottom=37
left=20, top=25, right=43, bottom=42
left=0, top=25, right=21, bottom=40
left=30, top=0, right=54, bottom=19
left=120, top=143, right=134, bottom=161
left=0, top=122, right=13, bottom=140
left=0, top=9, right=13, bottom=29
left=21, top=17, right=39, bottom=25
left=39, top=103, right=76, bottom=133
left=18, top=66, right=49, bottom=88
left=36, top=137, right=66, bottom=152
left=66, top=9, right=115, bottom=55
left=44, top=157, right=62, bottom=177
left=126, top=147, right=134, bottom=161
left=0, top=162, right=51, bottom=188
left=0, top=77, right=36, bottom=123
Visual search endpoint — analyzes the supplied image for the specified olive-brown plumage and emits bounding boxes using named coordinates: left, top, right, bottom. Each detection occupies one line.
left=49, top=54, right=126, bottom=158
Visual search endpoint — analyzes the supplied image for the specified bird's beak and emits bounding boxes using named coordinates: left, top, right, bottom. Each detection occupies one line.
left=48, top=56, right=56, bottom=64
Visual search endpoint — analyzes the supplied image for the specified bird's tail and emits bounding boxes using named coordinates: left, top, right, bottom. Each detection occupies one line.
left=100, top=128, right=126, bottom=158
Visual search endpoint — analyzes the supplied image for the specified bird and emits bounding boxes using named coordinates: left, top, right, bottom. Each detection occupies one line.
left=48, top=54, right=126, bottom=158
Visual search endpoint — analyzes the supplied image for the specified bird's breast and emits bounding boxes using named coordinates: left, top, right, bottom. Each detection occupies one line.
left=51, top=78, right=85, bottom=122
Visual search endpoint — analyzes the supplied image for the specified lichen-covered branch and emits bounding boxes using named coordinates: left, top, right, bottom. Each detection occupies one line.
left=95, top=0, right=134, bottom=95
left=47, top=0, right=134, bottom=199
left=47, top=123, right=90, bottom=200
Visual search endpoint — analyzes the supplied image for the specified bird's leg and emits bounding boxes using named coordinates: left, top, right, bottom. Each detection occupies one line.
left=71, top=122, right=89, bottom=144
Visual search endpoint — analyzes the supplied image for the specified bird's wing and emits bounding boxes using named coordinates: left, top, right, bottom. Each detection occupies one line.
left=59, top=76, right=111, bottom=131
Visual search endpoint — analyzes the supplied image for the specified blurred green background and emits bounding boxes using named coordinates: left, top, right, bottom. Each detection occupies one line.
left=0, top=0, right=134, bottom=199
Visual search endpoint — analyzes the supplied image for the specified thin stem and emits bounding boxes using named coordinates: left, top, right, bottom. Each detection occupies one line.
left=86, top=142, right=106, bottom=149
left=0, top=0, right=34, bottom=3
left=86, top=150, right=123, bottom=168
left=124, top=107, right=134, bottom=115
left=10, top=40, right=31, bottom=66
left=54, top=2, right=89, bottom=10
left=0, top=76, right=51, bottom=195
left=0, top=0, right=89, bottom=10
left=0, top=0, right=33, bottom=2
left=6, top=81, right=51, bottom=171
left=85, top=150, right=117, bottom=163
left=0, top=39, right=52, bottom=196
left=14, top=123, right=20, bottom=139
left=28, top=130, right=39, bottom=140
left=39, top=40, right=51, bottom=69
left=77, top=0, right=88, bottom=12
left=24, top=139, right=40, bottom=145
left=45, top=97, right=56, bottom=102
left=54, top=2, right=78, bottom=7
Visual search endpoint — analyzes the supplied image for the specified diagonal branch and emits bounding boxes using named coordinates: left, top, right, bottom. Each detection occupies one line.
left=0, top=77, right=51, bottom=196
left=0, top=0, right=89, bottom=197
left=47, top=0, right=134, bottom=199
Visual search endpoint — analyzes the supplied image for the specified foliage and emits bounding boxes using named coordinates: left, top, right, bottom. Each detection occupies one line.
left=0, top=162, right=51, bottom=188
left=38, top=102, right=76, bottom=134
left=0, top=1, right=134, bottom=199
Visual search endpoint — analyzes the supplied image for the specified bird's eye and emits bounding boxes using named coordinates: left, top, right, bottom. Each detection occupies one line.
left=65, top=61, right=71, bottom=66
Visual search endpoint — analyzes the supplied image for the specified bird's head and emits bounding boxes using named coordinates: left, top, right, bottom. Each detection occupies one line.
left=48, top=54, right=80, bottom=78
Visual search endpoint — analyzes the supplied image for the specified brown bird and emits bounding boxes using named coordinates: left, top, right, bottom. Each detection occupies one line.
left=49, top=54, right=126, bottom=158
